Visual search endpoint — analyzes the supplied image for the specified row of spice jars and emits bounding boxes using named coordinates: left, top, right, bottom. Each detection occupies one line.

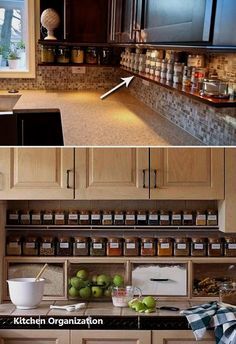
left=7, top=209, right=218, bottom=226
left=6, top=236, right=236, bottom=257
left=40, top=45, right=113, bottom=65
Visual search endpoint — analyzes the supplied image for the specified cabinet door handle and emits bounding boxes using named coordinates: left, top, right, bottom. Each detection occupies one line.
left=66, top=169, right=73, bottom=189
left=154, top=169, right=157, bottom=189
left=142, top=169, right=146, bottom=188
left=150, top=278, right=169, bottom=282
left=21, top=119, right=24, bottom=146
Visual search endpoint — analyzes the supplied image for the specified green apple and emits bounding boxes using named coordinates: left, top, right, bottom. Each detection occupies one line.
left=104, top=288, right=112, bottom=297
left=128, top=298, right=139, bottom=308
left=70, top=277, right=85, bottom=290
left=76, top=269, right=89, bottom=280
left=142, top=296, right=156, bottom=309
left=79, top=286, right=91, bottom=299
left=92, top=274, right=98, bottom=284
left=92, top=286, right=103, bottom=298
left=97, top=274, right=111, bottom=287
left=133, top=301, right=147, bottom=312
left=113, top=274, right=124, bottom=287
left=69, top=286, right=80, bottom=298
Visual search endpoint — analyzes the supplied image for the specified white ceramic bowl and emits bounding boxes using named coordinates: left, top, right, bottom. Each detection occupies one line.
left=7, top=278, right=45, bottom=309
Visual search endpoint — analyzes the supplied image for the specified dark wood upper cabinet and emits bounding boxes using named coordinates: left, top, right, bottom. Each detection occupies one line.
left=141, top=0, right=214, bottom=43
left=213, top=0, right=236, bottom=46
left=40, top=0, right=65, bottom=41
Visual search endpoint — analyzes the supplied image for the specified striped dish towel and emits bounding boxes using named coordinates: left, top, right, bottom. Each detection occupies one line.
left=181, top=302, right=236, bottom=344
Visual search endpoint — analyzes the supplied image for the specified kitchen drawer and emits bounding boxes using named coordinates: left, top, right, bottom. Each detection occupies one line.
left=132, top=263, right=188, bottom=296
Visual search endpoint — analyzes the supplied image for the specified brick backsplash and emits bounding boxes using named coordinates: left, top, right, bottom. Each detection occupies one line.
left=209, top=53, right=236, bottom=82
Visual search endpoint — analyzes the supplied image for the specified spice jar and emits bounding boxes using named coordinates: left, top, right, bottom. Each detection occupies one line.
left=191, top=238, right=207, bottom=257
left=91, top=210, right=101, bottom=225
left=159, top=211, right=170, bottom=226
left=196, top=210, right=207, bottom=226
left=7, top=210, right=19, bottom=225
left=157, top=238, right=173, bottom=256
left=102, top=211, right=113, bottom=225
left=79, top=210, right=90, bottom=225
left=174, top=238, right=190, bottom=257
left=219, top=282, right=236, bottom=306
left=56, top=46, right=70, bottom=64
left=56, top=236, right=71, bottom=256
left=39, top=236, right=55, bottom=256
left=90, top=237, right=106, bottom=256
left=71, top=47, right=84, bottom=64
left=23, top=236, right=38, bottom=256
left=20, top=209, right=31, bottom=225
left=42, top=210, right=54, bottom=225
left=114, top=211, right=125, bottom=225
left=107, top=238, right=123, bottom=256
left=31, top=210, right=42, bottom=225
left=124, top=237, right=139, bottom=256
left=137, top=211, right=147, bottom=226
left=54, top=210, right=66, bottom=225
left=171, top=211, right=182, bottom=226
left=125, top=211, right=136, bottom=225
left=100, top=47, right=112, bottom=65
left=85, top=47, right=98, bottom=64
left=148, top=210, right=159, bottom=225
left=68, top=210, right=79, bottom=225
left=183, top=210, right=194, bottom=226
left=73, top=237, right=89, bottom=256
left=207, top=210, right=218, bottom=226
left=40, top=45, right=55, bottom=63
left=208, top=238, right=223, bottom=257
left=224, top=237, right=236, bottom=257
left=141, top=238, right=156, bottom=256
left=6, top=236, right=22, bottom=256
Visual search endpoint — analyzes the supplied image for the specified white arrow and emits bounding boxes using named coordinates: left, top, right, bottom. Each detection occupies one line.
left=100, top=76, right=135, bottom=100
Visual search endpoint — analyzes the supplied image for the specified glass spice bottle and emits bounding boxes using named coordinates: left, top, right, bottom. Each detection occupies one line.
left=6, top=236, right=22, bottom=256
left=159, top=211, right=170, bottom=226
left=183, top=210, right=194, bottom=226
left=196, top=210, right=207, bottom=226
left=7, top=209, right=19, bottom=225
left=148, top=210, right=159, bottom=225
left=171, top=211, right=182, bottom=226
left=102, top=211, right=113, bottom=225
left=57, top=46, right=70, bottom=64
left=68, top=210, right=79, bottom=225
left=31, top=210, right=42, bottom=225
left=208, top=238, right=223, bottom=257
left=157, top=238, right=173, bottom=256
left=42, top=210, right=54, bottom=225
left=90, top=237, right=106, bottom=256
left=85, top=47, right=98, bottom=64
left=39, top=236, right=55, bottom=256
left=141, top=238, right=156, bottom=256
left=79, top=210, right=90, bottom=225
left=224, top=237, right=236, bottom=257
left=40, top=45, right=55, bottom=63
left=207, top=210, right=218, bottom=226
left=20, top=209, right=31, bottom=225
left=73, top=237, right=89, bottom=256
left=124, top=237, right=139, bottom=256
left=54, top=210, right=66, bottom=225
left=91, top=210, right=101, bottom=225
left=191, top=238, right=207, bottom=257
left=114, top=210, right=125, bottom=225
left=56, top=236, right=71, bottom=256
left=71, top=47, right=84, bottom=64
left=125, top=211, right=136, bottom=225
left=107, top=238, right=123, bottom=256
left=137, top=211, right=147, bottom=226
left=23, top=236, right=38, bottom=256
left=174, top=238, right=190, bottom=257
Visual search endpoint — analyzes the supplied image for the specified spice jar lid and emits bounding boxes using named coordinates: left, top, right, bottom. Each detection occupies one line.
left=41, top=236, right=54, bottom=242
left=91, top=210, right=101, bottom=214
left=175, top=237, right=189, bottom=243
left=58, top=236, right=71, bottom=242
left=68, top=210, right=78, bottom=214
left=196, top=210, right=206, bottom=214
left=7, top=235, right=21, bottom=242
left=107, top=237, right=122, bottom=242
left=183, top=210, right=193, bottom=214
left=114, top=210, right=124, bottom=214
left=74, top=236, right=88, bottom=242
left=91, top=237, right=106, bottom=242
left=8, top=209, right=19, bottom=213
left=125, top=237, right=138, bottom=242
left=103, top=210, right=112, bottom=215
left=159, top=210, right=170, bottom=215
left=172, top=210, right=182, bottom=214
left=137, top=210, right=146, bottom=214
left=208, top=237, right=222, bottom=243
left=31, top=209, right=41, bottom=214
left=55, top=209, right=65, bottom=214
left=149, top=210, right=158, bottom=214
left=207, top=209, right=217, bottom=214
left=26, top=236, right=37, bottom=242
left=158, top=237, right=172, bottom=242
left=21, top=209, right=31, bottom=214
left=142, top=237, right=155, bottom=242
left=192, top=237, right=206, bottom=243
left=80, top=210, right=89, bottom=214
left=43, top=210, right=53, bottom=214
left=126, top=210, right=135, bottom=215
left=225, top=237, right=236, bottom=243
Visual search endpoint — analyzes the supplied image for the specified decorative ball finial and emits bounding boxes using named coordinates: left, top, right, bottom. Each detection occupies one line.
left=41, top=8, right=60, bottom=40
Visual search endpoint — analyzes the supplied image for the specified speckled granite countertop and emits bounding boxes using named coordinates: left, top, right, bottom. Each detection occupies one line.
left=0, top=89, right=202, bottom=146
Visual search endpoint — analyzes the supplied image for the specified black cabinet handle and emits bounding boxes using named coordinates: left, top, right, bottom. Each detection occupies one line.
left=150, top=278, right=169, bottom=282
left=21, top=119, right=24, bottom=146
left=143, top=169, right=146, bottom=188
left=66, top=169, right=72, bottom=189
left=154, top=169, right=157, bottom=189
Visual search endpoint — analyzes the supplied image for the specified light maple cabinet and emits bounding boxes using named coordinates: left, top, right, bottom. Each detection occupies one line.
left=150, top=148, right=224, bottom=200
left=71, top=330, right=151, bottom=344
left=74, top=148, right=149, bottom=199
left=0, top=330, right=70, bottom=343
left=152, top=330, right=215, bottom=343
left=0, top=148, right=74, bottom=200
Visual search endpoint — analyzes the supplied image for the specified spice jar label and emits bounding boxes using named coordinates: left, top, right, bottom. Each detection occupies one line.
left=126, top=243, right=136, bottom=249
left=44, top=215, right=53, bottom=220
left=137, top=215, right=146, bottom=220
left=110, top=243, right=119, bottom=249
left=9, top=214, right=18, bottom=220
left=228, top=244, right=236, bottom=249
left=32, top=214, right=41, bottom=220
left=184, top=215, right=193, bottom=220
left=208, top=215, right=217, bottom=221
left=173, top=215, right=181, bottom=220
left=144, top=243, right=153, bottom=249
left=149, top=215, right=158, bottom=220
left=21, top=214, right=30, bottom=220
left=114, top=215, right=124, bottom=220
left=160, top=243, right=170, bottom=249
left=91, top=215, right=100, bottom=220
left=197, top=215, right=206, bottom=220
left=194, top=244, right=204, bottom=250
left=55, top=215, right=64, bottom=220
left=69, top=214, right=78, bottom=220
left=9, top=242, right=19, bottom=248
left=177, top=243, right=187, bottom=250
left=160, top=215, right=169, bottom=221
left=42, top=243, right=51, bottom=249
left=126, top=215, right=135, bottom=220
left=26, top=243, right=35, bottom=248
left=60, top=243, right=69, bottom=249
left=103, top=215, right=112, bottom=220
left=211, top=244, right=221, bottom=250
left=80, top=215, right=89, bottom=220
left=93, top=243, right=102, bottom=249
left=77, top=243, right=86, bottom=249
